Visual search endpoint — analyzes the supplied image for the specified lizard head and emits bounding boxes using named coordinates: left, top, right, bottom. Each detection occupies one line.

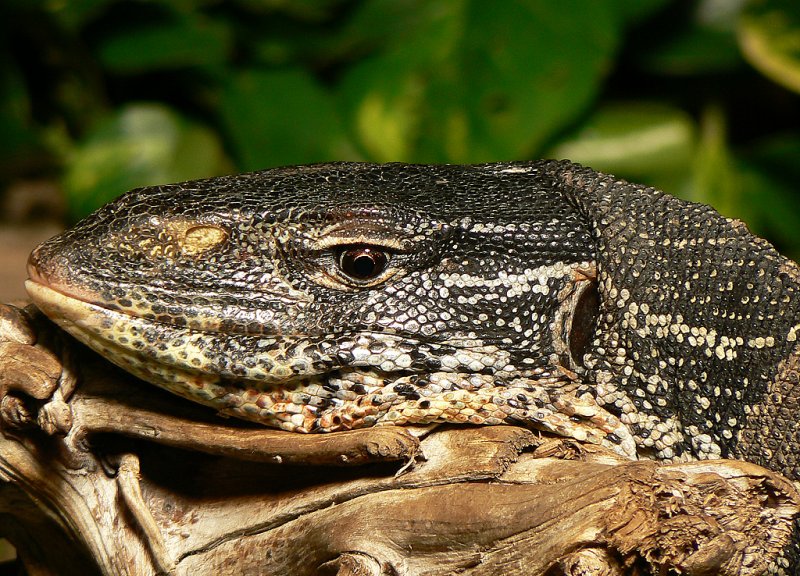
left=27, top=161, right=613, bottom=436
left=24, top=160, right=800, bottom=480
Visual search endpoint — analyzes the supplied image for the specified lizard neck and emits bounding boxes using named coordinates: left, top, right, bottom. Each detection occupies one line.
left=554, top=163, right=800, bottom=476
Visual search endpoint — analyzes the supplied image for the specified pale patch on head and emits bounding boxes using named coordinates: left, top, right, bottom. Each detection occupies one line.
left=180, top=224, right=229, bottom=255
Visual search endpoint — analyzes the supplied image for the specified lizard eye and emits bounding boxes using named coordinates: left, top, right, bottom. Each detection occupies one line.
left=337, top=246, right=389, bottom=281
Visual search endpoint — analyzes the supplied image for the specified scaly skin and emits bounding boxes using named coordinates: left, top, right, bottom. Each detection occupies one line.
left=25, top=161, right=800, bottom=477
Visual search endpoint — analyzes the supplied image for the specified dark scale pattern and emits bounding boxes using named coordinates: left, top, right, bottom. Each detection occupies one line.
left=26, top=161, right=800, bottom=570
left=548, top=163, right=800, bottom=470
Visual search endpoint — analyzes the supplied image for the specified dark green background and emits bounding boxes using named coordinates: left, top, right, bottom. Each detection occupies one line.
left=2, top=0, right=800, bottom=258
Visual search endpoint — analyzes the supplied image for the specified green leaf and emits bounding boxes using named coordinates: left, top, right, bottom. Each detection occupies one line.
left=338, top=0, right=461, bottom=57
left=63, top=103, right=230, bottom=220
left=737, top=161, right=800, bottom=260
left=340, top=53, right=428, bottom=162
left=614, top=0, right=671, bottom=24
left=642, top=27, right=743, bottom=75
left=739, top=0, right=800, bottom=93
left=746, top=134, right=800, bottom=181
left=218, top=69, right=355, bottom=170
left=548, top=103, right=696, bottom=181
left=339, top=0, right=622, bottom=163
left=736, top=135, right=800, bottom=259
left=45, top=0, right=119, bottom=30
left=686, top=105, right=740, bottom=217
left=233, top=0, right=345, bottom=20
left=463, top=1, right=619, bottom=159
left=97, top=13, right=232, bottom=73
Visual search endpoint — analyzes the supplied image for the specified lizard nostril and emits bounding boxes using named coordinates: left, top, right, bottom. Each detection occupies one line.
left=27, top=244, right=45, bottom=282
left=568, top=278, right=600, bottom=369
left=27, top=240, right=60, bottom=286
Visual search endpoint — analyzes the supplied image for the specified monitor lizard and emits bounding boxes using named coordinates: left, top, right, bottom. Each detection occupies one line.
left=24, top=160, right=800, bottom=569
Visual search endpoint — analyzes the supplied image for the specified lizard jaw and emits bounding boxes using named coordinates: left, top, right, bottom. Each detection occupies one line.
left=23, top=281, right=634, bottom=453
left=24, top=280, right=349, bottom=432
left=24, top=280, right=322, bottom=384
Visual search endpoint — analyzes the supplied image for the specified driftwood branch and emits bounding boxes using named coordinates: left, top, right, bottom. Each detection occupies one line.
left=0, top=303, right=798, bottom=576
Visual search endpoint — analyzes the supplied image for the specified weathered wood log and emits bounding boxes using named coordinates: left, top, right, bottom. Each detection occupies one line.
left=1, top=303, right=798, bottom=576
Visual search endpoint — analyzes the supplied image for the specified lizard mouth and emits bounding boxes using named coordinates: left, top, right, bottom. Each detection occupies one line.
left=24, top=279, right=319, bottom=383
left=25, top=279, right=627, bottom=445
left=23, top=280, right=617, bottom=440
left=27, top=241, right=106, bottom=311
left=24, top=279, right=344, bottom=431
left=24, top=280, right=221, bottom=377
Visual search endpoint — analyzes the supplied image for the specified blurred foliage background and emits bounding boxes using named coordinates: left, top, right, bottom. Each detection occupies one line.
left=0, top=0, right=798, bottom=565
left=0, top=0, right=799, bottom=259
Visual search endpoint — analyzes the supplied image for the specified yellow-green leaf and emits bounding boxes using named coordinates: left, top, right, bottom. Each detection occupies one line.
left=63, top=103, right=230, bottom=220
left=739, top=0, right=800, bottom=93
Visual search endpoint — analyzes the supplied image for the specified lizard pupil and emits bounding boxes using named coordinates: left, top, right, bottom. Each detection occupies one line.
left=339, top=246, right=388, bottom=280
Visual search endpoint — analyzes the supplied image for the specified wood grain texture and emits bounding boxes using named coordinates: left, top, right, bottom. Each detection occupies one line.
left=1, top=302, right=798, bottom=576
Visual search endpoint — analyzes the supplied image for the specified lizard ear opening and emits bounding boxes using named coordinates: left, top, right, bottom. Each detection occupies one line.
left=568, top=278, right=599, bottom=369
left=553, top=267, right=599, bottom=371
